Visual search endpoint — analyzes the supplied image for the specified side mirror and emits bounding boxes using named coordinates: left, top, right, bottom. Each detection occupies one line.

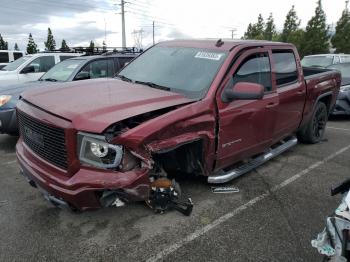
left=222, top=81, right=264, bottom=103
left=74, top=71, right=90, bottom=80
left=21, top=65, right=35, bottom=74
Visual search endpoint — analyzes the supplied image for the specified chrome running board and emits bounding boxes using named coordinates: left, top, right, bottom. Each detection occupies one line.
left=208, top=136, right=298, bottom=184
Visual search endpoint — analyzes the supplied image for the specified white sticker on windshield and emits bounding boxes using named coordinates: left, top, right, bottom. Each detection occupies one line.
left=195, top=51, right=224, bottom=61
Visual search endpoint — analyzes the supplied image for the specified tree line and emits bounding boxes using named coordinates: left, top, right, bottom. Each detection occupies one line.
left=243, top=0, right=350, bottom=57
left=0, top=27, right=100, bottom=54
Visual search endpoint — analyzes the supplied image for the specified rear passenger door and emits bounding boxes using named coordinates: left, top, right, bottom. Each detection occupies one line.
left=216, top=49, right=279, bottom=169
left=271, top=49, right=306, bottom=141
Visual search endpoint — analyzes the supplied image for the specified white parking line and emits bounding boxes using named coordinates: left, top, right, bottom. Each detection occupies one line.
left=146, top=144, right=350, bottom=262
left=327, top=126, right=350, bottom=132
left=3, top=160, right=17, bottom=165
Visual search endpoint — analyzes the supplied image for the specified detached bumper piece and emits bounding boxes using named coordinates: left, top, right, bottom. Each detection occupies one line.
left=0, top=109, right=18, bottom=134
left=147, top=178, right=193, bottom=216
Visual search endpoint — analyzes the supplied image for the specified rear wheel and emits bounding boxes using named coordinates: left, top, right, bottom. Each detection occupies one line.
left=298, top=102, right=328, bottom=144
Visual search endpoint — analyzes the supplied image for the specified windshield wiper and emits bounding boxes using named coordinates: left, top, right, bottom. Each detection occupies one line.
left=41, top=78, right=58, bottom=82
left=135, top=80, right=171, bottom=91
left=116, top=74, right=133, bottom=82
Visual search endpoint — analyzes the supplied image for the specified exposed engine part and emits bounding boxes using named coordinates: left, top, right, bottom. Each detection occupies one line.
left=147, top=178, right=193, bottom=216
left=211, top=186, right=239, bottom=193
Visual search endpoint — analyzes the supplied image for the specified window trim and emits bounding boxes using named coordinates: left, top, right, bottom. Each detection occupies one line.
left=271, top=49, right=299, bottom=88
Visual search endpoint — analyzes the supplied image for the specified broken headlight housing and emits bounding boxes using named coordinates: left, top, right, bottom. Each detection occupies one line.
left=78, top=132, right=123, bottom=169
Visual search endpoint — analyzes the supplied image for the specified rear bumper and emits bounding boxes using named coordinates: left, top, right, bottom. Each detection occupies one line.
left=332, top=91, right=350, bottom=115
left=16, top=139, right=150, bottom=210
left=0, top=108, right=18, bottom=134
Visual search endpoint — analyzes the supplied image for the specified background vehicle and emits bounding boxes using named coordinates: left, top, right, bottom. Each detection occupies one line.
left=0, top=50, right=25, bottom=69
left=0, top=53, right=138, bottom=135
left=312, top=178, right=350, bottom=261
left=302, top=54, right=350, bottom=68
left=0, top=52, right=81, bottom=86
left=16, top=40, right=340, bottom=211
left=327, top=63, right=350, bottom=115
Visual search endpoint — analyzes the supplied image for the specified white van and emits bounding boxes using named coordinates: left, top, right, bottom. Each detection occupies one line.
left=0, top=52, right=82, bottom=86
left=301, top=54, right=350, bottom=68
left=0, top=50, right=26, bottom=69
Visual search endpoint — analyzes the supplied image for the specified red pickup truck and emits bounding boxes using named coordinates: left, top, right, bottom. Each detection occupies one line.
left=16, top=40, right=341, bottom=211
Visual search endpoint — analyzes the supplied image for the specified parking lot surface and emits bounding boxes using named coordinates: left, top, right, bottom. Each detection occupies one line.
left=1, top=116, right=350, bottom=262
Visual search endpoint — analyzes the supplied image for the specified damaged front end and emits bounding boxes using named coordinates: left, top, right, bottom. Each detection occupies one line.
left=73, top=105, right=203, bottom=216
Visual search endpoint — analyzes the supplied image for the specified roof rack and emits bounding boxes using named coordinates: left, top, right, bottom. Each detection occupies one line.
left=38, top=47, right=143, bottom=56
left=72, top=46, right=143, bottom=56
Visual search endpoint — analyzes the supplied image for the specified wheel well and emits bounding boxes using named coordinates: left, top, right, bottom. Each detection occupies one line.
left=152, top=140, right=204, bottom=176
left=318, top=94, right=332, bottom=114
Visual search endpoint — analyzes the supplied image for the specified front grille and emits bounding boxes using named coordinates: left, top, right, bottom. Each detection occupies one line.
left=17, top=110, right=68, bottom=169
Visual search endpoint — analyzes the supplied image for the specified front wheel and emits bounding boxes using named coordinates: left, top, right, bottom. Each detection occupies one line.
left=298, top=102, right=328, bottom=144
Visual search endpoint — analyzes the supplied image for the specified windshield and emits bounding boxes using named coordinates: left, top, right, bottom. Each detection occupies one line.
left=40, top=59, right=84, bottom=82
left=118, top=46, right=227, bottom=99
left=301, top=56, right=334, bottom=68
left=328, top=63, right=350, bottom=86
left=1, top=56, right=32, bottom=71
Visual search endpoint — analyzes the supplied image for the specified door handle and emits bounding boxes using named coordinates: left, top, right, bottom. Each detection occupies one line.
left=296, top=89, right=305, bottom=95
left=265, top=102, right=278, bottom=109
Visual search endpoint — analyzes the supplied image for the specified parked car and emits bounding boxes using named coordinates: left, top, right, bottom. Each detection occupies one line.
left=0, top=53, right=138, bottom=135
left=0, top=52, right=82, bottom=86
left=16, top=40, right=340, bottom=211
left=302, top=54, right=350, bottom=68
left=327, top=63, right=350, bottom=115
left=0, top=50, right=26, bottom=69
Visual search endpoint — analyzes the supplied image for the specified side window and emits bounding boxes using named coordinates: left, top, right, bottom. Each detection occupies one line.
left=107, top=59, right=115, bottom=77
left=0, top=52, right=9, bottom=63
left=117, top=57, right=133, bottom=70
left=13, top=52, right=23, bottom=60
left=232, top=53, right=272, bottom=92
left=334, top=56, right=340, bottom=64
left=26, top=56, right=55, bottom=73
left=272, top=50, right=298, bottom=86
left=60, top=56, right=76, bottom=62
left=79, top=59, right=109, bottom=79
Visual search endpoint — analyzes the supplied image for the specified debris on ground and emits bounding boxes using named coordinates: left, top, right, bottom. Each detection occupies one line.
left=146, top=178, right=193, bottom=216
left=211, top=186, right=240, bottom=194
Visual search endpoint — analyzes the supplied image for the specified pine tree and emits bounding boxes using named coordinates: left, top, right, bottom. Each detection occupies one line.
left=89, top=40, right=95, bottom=50
left=44, top=28, right=56, bottom=51
left=243, top=14, right=265, bottom=40
left=264, top=13, right=277, bottom=40
left=255, top=14, right=265, bottom=40
left=281, top=6, right=301, bottom=42
left=14, top=43, right=19, bottom=51
left=0, top=34, right=7, bottom=50
left=60, top=39, right=69, bottom=51
left=301, top=0, right=329, bottom=57
left=331, top=1, right=350, bottom=53
left=26, top=33, right=38, bottom=54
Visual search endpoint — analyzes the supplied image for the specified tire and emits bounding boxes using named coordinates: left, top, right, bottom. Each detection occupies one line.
left=297, top=102, right=328, bottom=144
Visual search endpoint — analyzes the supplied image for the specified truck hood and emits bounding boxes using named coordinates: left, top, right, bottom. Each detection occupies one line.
left=21, top=78, right=193, bottom=133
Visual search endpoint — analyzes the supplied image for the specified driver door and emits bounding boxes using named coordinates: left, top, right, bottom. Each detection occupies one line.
left=215, top=49, right=279, bottom=170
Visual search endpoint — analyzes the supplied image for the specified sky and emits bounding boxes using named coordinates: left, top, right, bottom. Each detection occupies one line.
left=0, top=0, right=347, bottom=51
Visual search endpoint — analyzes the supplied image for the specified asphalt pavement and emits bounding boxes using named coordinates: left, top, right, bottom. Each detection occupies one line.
left=1, top=116, right=350, bottom=262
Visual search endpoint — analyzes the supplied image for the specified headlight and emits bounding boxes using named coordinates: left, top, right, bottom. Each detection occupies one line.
left=340, top=85, right=350, bottom=92
left=0, top=95, right=12, bottom=107
left=78, top=132, right=123, bottom=169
